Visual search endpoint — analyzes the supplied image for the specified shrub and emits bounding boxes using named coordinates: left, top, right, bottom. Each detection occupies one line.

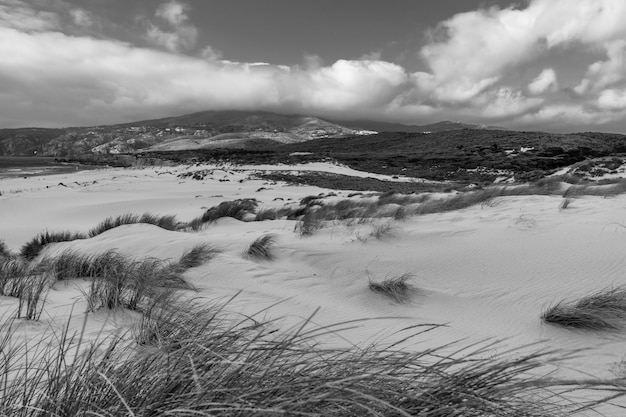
left=542, top=287, right=626, bottom=330
left=245, top=234, right=277, bottom=261
left=369, top=273, right=416, bottom=303
left=20, top=230, right=85, bottom=261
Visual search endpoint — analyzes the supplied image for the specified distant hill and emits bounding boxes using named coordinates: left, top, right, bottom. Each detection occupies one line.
left=0, top=110, right=376, bottom=157
left=326, top=119, right=506, bottom=133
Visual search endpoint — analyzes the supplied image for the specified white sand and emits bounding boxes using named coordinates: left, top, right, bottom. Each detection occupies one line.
left=2, top=162, right=626, bottom=413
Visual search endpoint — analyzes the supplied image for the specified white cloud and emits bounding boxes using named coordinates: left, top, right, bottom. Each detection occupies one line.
left=597, top=87, right=626, bottom=110
left=146, top=1, right=198, bottom=52
left=156, top=1, right=189, bottom=26
left=70, top=8, right=94, bottom=28
left=0, top=0, right=59, bottom=31
left=528, top=68, right=557, bottom=95
left=3, top=0, right=626, bottom=131
left=574, top=40, right=626, bottom=95
left=0, top=27, right=414, bottom=127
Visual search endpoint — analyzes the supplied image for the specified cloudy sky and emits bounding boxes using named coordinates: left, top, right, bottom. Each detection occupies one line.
left=2, top=0, right=626, bottom=133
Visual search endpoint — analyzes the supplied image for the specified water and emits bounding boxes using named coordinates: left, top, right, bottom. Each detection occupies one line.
left=0, top=157, right=92, bottom=179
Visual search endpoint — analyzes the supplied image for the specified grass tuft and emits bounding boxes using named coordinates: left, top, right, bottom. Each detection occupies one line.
left=188, top=199, right=259, bottom=230
left=559, top=197, right=573, bottom=211
left=0, top=240, right=10, bottom=260
left=369, top=273, right=416, bottom=303
left=20, top=230, right=85, bottom=261
left=542, top=286, right=626, bottom=330
left=245, top=234, right=277, bottom=261
left=88, top=212, right=179, bottom=237
left=176, top=243, right=220, bottom=269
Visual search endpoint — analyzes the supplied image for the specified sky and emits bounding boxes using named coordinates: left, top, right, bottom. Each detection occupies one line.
left=2, top=0, right=626, bottom=133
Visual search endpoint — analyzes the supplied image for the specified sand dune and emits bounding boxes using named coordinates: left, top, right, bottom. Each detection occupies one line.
left=2, top=162, right=626, bottom=414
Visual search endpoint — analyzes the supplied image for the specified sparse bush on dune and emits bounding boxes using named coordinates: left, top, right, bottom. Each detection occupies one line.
left=542, top=287, right=626, bottom=330
left=87, top=212, right=179, bottom=238
left=20, top=230, right=85, bottom=261
left=245, top=234, right=277, bottom=260
left=0, top=298, right=618, bottom=416
left=369, top=273, right=416, bottom=303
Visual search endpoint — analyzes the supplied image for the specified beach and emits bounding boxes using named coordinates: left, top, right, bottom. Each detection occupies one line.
left=2, top=162, right=626, bottom=414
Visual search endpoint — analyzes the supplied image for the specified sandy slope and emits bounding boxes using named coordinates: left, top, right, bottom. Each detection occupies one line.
left=2, top=162, right=626, bottom=413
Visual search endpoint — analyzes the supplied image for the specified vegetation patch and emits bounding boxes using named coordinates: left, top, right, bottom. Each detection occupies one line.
left=369, top=273, right=416, bottom=303
left=88, top=212, right=179, bottom=237
left=0, top=297, right=618, bottom=416
left=175, top=243, right=220, bottom=269
left=542, top=287, right=626, bottom=330
left=20, top=230, right=86, bottom=261
left=245, top=234, right=277, bottom=261
left=189, top=198, right=259, bottom=230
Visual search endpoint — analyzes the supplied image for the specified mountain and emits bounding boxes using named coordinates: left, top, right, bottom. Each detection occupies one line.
left=327, top=119, right=506, bottom=133
left=0, top=111, right=376, bottom=157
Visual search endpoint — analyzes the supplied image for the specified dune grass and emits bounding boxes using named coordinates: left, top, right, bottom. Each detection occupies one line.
left=189, top=198, right=259, bottom=231
left=175, top=243, right=221, bottom=269
left=0, top=240, right=10, bottom=259
left=245, top=234, right=277, bottom=261
left=559, top=197, right=573, bottom=211
left=88, top=212, right=179, bottom=238
left=0, top=297, right=620, bottom=416
left=369, top=273, right=416, bottom=303
left=20, top=230, right=86, bottom=261
left=542, top=287, right=626, bottom=330
left=0, top=258, right=51, bottom=320
left=74, top=251, right=194, bottom=312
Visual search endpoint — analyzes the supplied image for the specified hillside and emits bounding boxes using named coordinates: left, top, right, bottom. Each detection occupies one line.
left=142, top=129, right=626, bottom=184
left=0, top=111, right=375, bottom=157
left=327, top=119, right=506, bottom=133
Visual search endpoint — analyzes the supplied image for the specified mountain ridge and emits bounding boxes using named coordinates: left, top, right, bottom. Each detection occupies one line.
left=0, top=110, right=509, bottom=157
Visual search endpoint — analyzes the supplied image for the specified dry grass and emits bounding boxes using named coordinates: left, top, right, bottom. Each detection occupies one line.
left=0, top=297, right=620, bottom=416
left=88, top=213, right=179, bottom=237
left=19, top=230, right=85, bottom=261
left=245, top=234, right=277, bottom=260
left=559, top=197, right=573, bottom=211
left=542, top=287, right=626, bottom=330
left=175, top=243, right=220, bottom=269
left=369, top=273, right=416, bottom=303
